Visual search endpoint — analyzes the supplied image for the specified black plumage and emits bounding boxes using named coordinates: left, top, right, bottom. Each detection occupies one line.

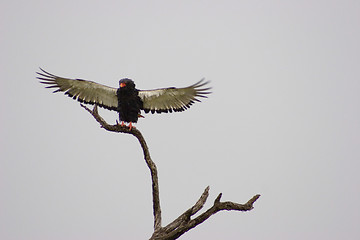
left=37, top=68, right=211, bottom=128
left=116, top=78, right=143, bottom=123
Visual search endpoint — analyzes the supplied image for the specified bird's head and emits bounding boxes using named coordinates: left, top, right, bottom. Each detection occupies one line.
left=119, top=78, right=135, bottom=89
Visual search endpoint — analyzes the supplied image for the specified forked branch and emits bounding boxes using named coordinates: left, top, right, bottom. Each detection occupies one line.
left=81, top=104, right=260, bottom=240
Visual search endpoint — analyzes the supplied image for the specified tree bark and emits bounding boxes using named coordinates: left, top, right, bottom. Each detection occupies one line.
left=81, top=104, right=260, bottom=240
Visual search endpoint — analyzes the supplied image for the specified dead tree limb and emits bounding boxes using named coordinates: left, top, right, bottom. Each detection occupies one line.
left=81, top=104, right=260, bottom=240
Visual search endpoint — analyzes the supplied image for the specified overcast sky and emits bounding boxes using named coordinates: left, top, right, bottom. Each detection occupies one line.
left=1, top=0, right=360, bottom=239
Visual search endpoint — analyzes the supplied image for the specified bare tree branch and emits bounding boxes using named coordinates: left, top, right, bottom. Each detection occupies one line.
left=81, top=104, right=162, bottom=230
left=160, top=186, right=210, bottom=235
left=81, top=104, right=260, bottom=240
left=151, top=190, right=260, bottom=240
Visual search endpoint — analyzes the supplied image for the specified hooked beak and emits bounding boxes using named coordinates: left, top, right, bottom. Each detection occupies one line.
left=120, top=82, right=126, bottom=88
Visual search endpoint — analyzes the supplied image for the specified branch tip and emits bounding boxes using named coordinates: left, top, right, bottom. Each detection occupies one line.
left=93, top=104, right=98, bottom=114
left=247, top=194, right=261, bottom=206
left=214, top=193, right=222, bottom=204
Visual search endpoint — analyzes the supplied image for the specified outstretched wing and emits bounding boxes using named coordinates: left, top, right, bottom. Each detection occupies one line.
left=37, top=68, right=118, bottom=110
left=138, top=79, right=211, bottom=113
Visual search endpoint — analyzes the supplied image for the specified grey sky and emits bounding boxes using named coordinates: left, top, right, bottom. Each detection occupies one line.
left=1, top=0, right=360, bottom=239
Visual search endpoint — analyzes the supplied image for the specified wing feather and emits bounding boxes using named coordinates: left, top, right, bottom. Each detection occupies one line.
left=37, top=68, right=118, bottom=110
left=138, top=79, right=211, bottom=114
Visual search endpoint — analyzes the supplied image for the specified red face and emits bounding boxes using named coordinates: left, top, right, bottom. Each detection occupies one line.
left=119, top=78, right=134, bottom=89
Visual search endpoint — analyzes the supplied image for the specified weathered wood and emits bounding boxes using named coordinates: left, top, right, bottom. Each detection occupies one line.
left=81, top=104, right=260, bottom=240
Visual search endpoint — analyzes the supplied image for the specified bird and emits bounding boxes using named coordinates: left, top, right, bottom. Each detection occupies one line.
left=37, top=68, right=211, bottom=130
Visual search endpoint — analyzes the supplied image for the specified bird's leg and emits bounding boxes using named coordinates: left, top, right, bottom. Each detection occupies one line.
left=128, top=122, right=133, bottom=131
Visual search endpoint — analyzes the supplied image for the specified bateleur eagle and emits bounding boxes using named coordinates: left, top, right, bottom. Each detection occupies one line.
left=37, top=68, right=211, bottom=129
